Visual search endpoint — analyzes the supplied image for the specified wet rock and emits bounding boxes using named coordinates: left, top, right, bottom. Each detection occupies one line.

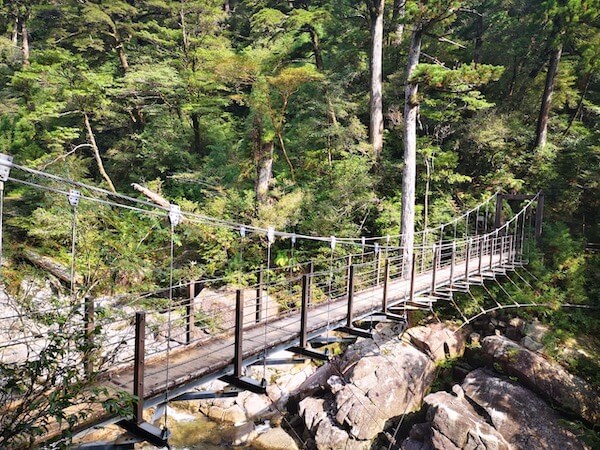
left=482, top=335, right=600, bottom=424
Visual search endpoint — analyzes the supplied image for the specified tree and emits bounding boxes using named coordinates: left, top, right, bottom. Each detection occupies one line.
left=366, top=0, right=385, bottom=161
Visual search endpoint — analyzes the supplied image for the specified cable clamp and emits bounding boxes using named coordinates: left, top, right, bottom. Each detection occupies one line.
left=267, top=227, right=275, bottom=244
left=330, top=236, right=336, bottom=250
left=0, top=153, right=13, bottom=182
left=240, top=225, right=247, bottom=238
left=169, top=204, right=181, bottom=227
left=68, top=189, right=81, bottom=207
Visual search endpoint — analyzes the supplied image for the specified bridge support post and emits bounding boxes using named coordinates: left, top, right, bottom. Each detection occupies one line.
left=299, top=274, right=309, bottom=348
left=382, top=258, right=390, bottom=311
left=307, top=262, right=314, bottom=307
left=133, top=311, right=146, bottom=425
left=450, top=242, right=456, bottom=287
left=499, top=235, right=504, bottom=266
left=256, top=268, right=263, bottom=323
left=186, top=281, right=196, bottom=345
left=83, top=296, right=94, bottom=377
left=478, top=236, right=485, bottom=274
left=346, top=265, right=355, bottom=327
left=234, top=289, right=244, bottom=378
left=431, top=245, right=438, bottom=293
left=409, top=252, right=416, bottom=302
left=465, top=239, right=471, bottom=283
left=489, top=232, right=496, bottom=270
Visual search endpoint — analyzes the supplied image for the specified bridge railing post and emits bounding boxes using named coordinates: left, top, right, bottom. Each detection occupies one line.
left=489, top=231, right=496, bottom=270
left=535, top=192, right=544, bottom=241
left=431, top=245, right=438, bottom=293
left=346, top=265, right=355, bottom=327
left=234, top=289, right=244, bottom=378
left=299, top=274, right=309, bottom=348
left=478, top=236, right=485, bottom=274
left=186, top=281, right=196, bottom=345
left=83, top=296, right=94, bottom=377
left=255, top=268, right=263, bottom=324
left=346, top=254, right=353, bottom=295
left=382, top=258, right=390, bottom=312
left=499, top=234, right=505, bottom=266
left=450, top=242, right=456, bottom=286
left=133, top=311, right=146, bottom=425
left=376, top=249, right=382, bottom=286
left=409, top=252, right=416, bottom=302
left=308, top=261, right=314, bottom=308
left=465, top=239, right=471, bottom=283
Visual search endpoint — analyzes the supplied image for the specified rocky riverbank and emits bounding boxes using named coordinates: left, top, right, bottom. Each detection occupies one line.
left=76, top=315, right=599, bottom=450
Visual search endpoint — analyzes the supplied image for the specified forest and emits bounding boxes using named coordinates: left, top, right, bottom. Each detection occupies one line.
left=0, top=0, right=598, bottom=317
left=0, top=0, right=599, bottom=446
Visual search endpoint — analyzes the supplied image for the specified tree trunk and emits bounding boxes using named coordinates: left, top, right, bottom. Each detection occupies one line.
left=473, top=13, right=483, bottom=65
left=534, top=43, right=562, bottom=148
left=391, top=0, right=406, bottom=46
left=256, top=141, right=274, bottom=206
left=83, top=113, right=117, bottom=193
left=369, top=0, right=385, bottom=161
left=308, top=24, right=337, bottom=160
left=400, top=26, right=422, bottom=272
left=20, top=16, right=30, bottom=66
left=191, top=111, right=203, bottom=156
left=116, top=42, right=129, bottom=73
left=252, top=116, right=273, bottom=206
left=12, top=16, right=18, bottom=47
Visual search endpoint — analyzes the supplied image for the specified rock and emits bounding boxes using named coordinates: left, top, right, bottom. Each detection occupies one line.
left=462, top=369, right=588, bottom=450
left=404, top=322, right=468, bottom=362
left=314, top=414, right=370, bottom=450
left=252, top=427, right=299, bottom=450
left=298, top=397, right=327, bottom=432
left=520, top=335, right=544, bottom=352
left=237, top=391, right=274, bottom=421
left=523, top=319, right=549, bottom=342
left=204, top=404, right=247, bottom=424
left=423, top=389, right=510, bottom=450
left=482, top=335, right=600, bottom=424
left=232, top=421, right=257, bottom=446
left=469, top=332, right=480, bottom=347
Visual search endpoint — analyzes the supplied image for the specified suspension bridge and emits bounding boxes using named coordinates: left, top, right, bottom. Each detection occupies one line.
left=0, top=154, right=546, bottom=448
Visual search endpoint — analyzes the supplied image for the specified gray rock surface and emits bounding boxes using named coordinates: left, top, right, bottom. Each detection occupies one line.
left=253, top=426, right=299, bottom=450
left=404, top=369, right=589, bottom=450
left=482, top=335, right=600, bottom=424
left=463, top=369, right=588, bottom=450
left=298, top=323, right=467, bottom=449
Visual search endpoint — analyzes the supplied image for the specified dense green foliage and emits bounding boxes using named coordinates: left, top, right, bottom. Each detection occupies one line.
left=0, top=0, right=598, bottom=291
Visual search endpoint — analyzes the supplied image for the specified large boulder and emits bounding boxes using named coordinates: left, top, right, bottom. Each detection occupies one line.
left=298, top=323, right=467, bottom=448
left=481, top=335, right=600, bottom=424
left=420, top=388, right=510, bottom=450
left=462, top=369, right=588, bottom=450
left=404, top=369, right=589, bottom=450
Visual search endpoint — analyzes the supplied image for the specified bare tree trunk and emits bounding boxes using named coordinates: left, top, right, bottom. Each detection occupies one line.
left=400, top=26, right=422, bottom=271
left=252, top=116, right=273, bottom=206
left=21, top=16, right=30, bottom=66
left=369, top=0, right=385, bottom=161
left=534, top=43, right=562, bottom=148
left=83, top=113, right=117, bottom=193
left=391, top=0, right=406, bottom=46
left=12, top=16, right=18, bottom=47
left=256, top=141, right=274, bottom=206
left=224, top=0, right=230, bottom=14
